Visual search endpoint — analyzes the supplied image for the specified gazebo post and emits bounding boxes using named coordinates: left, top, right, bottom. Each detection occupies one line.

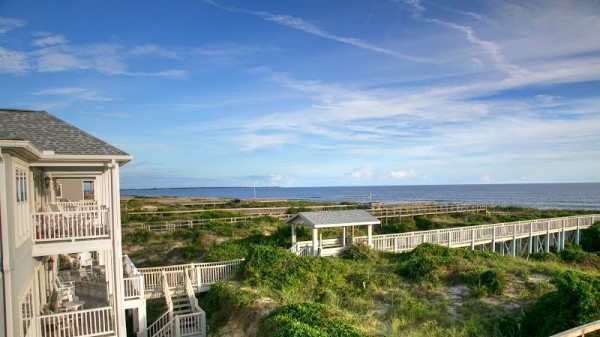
left=312, top=228, right=319, bottom=256
left=342, top=227, right=347, bottom=247
left=291, top=223, right=297, bottom=244
left=367, top=224, right=373, bottom=247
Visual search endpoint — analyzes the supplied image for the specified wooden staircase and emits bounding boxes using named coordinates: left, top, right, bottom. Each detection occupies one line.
left=171, top=293, right=193, bottom=316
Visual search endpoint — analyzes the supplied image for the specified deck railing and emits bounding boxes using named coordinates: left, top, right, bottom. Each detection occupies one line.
left=38, top=307, right=114, bottom=337
left=147, top=311, right=171, bottom=337
left=138, top=259, right=244, bottom=296
left=55, top=201, right=99, bottom=211
left=122, top=255, right=145, bottom=300
left=549, top=319, right=600, bottom=337
left=32, top=208, right=109, bottom=242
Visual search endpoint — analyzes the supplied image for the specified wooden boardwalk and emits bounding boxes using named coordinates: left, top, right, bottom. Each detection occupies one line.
left=127, top=202, right=487, bottom=233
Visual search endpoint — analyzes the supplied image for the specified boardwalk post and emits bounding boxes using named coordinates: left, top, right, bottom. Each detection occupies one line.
left=491, top=228, right=496, bottom=253
left=528, top=223, right=533, bottom=255
left=394, top=237, right=398, bottom=252
left=575, top=218, right=580, bottom=245
left=470, top=229, right=475, bottom=251
left=312, top=228, right=318, bottom=256
left=447, top=232, right=452, bottom=247
left=512, top=224, right=517, bottom=256
left=545, top=221, right=551, bottom=253
left=561, top=219, right=566, bottom=251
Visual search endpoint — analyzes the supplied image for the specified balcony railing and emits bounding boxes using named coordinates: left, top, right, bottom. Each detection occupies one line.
left=123, top=255, right=145, bottom=300
left=32, top=208, right=109, bottom=243
left=38, top=307, right=114, bottom=337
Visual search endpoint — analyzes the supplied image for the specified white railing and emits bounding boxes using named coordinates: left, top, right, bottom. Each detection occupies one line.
left=150, top=313, right=205, bottom=337
left=38, top=307, right=114, bottom=337
left=549, top=319, right=600, bottom=337
left=368, top=203, right=487, bottom=218
left=362, top=215, right=598, bottom=253
left=162, top=272, right=174, bottom=320
left=55, top=200, right=98, bottom=211
left=290, top=242, right=312, bottom=256
left=147, top=311, right=171, bottom=337
left=138, top=259, right=244, bottom=296
left=32, top=208, right=109, bottom=242
left=292, top=215, right=598, bottom=256
left=193, top=259, right=244, bottom=285
left=176, top=313, right=205, bottom=337
left=122, top=255, right=145, bottom=300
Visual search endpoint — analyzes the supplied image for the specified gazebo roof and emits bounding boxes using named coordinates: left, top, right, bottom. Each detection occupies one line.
left=286, top=209, right=380, bottom=229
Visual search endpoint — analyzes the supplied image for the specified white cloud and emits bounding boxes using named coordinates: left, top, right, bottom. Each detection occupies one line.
left=481, top=174, right=491, bottom=183
left=389, top=169, right=417, bottom=180
left=0, top=16, right=26, bottom=34
left=34, top=86, right=112, bottom=101
left=32, top=32, right=67, bottom=47
left=0, top=47, right=29, bottom=74
left=349, top=166, right=375, bottom=180
left=203, top=0, right=428, bottom=62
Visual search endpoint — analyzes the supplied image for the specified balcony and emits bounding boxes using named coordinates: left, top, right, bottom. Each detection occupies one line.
left=32, top=201, right=111, bottom=257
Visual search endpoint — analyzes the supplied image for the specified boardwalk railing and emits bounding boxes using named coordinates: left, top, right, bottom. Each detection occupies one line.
left=137, top=259, right=244, bottom=297
left=38, top=307, right=114, bottom=337
left=292, top=215, right=599, bottom=256
left=549, top=319, right=600, bottom=337
left=128, top=203, right=487, bottom=233
left=368, top=203, right=487, bottom=218
left=32, top=208, right=109, bottom=242
left=361, top=215, right=598, bottom=253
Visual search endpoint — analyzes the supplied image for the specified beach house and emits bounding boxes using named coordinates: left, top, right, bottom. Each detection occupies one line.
left=0, top=109, right=146, bottom=337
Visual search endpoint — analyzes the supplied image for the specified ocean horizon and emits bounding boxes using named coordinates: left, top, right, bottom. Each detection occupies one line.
left=122, top=182, right=600, bottom=210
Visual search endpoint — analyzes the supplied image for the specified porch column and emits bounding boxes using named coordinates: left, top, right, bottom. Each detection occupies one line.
left=291, top=223, right=297, bottom=244
left=367, top=224, right=373, bottom=247
left=135, top=306, right=148, bottom=337
left=312, top=228, right=319, bottom=256
left=342, top=227, right=347, bottom=248
left=109, top=160, right=127, bottom=337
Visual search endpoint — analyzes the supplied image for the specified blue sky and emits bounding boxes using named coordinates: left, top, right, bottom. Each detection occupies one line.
left=1, top=0, right=599, bottom=188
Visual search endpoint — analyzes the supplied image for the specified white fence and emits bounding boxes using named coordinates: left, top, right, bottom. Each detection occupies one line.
left=137, top=259, right=244, bottom=297
left=32, top=209, right=109, bottom=242
left=291, top=215, right=599, bottom=256
left=38, top=307, right=114, bottom=337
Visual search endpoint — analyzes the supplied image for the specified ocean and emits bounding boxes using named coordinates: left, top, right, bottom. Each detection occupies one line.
left=121, top=183, right=600, bottom=210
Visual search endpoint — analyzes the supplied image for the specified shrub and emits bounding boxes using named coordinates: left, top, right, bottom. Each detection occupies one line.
left=520, top=270, right=600, bottom=336
left=203, top=241, right=247, bottom=262
left=581, top=221, right=600, bottom=252
left=559, top=243, right=588, bottom=263
left=259, top=302, right=366, bottom=337
left=339, top=243, right=379, bottom=262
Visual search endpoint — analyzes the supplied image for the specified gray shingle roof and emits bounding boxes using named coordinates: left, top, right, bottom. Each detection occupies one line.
left=0, top=109, right=129, bottom=156
left=286, top=209, right=380, bottom=228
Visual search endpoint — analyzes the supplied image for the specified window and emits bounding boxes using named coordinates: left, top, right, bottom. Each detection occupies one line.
left=15, top=168, right=28, bottom=203
left=20, top=285, right=33, bottom=337
left=55, top=183, right=63, bottom=199
left=14, top=167, right=30, bottom=244
left=83, top=180, right=95, bottom=200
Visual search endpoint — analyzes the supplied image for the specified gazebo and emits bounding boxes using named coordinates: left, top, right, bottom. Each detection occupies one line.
left=286, top=209, right=381, bottom=256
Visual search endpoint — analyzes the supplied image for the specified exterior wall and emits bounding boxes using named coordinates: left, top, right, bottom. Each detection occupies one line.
left=60, top=178, right=84, bottom=201
left=1, top=151, right=43, bottom=337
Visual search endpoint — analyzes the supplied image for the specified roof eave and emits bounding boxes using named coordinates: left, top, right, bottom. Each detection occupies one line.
left=33, top=154, right=133, bottom=166
left=0, top=140, right=44, bottom=161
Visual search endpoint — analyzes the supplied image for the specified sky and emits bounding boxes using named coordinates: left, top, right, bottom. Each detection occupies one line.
left=1, top=0, right=599, bottom=188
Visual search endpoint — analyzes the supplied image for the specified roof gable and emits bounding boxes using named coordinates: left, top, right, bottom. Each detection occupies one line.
left=286, top=209, right=380, bottom=229
left=0, top=109, right=129, bottom=157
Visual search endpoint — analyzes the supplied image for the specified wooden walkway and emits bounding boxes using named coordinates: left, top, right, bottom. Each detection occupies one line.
left=294, top=214, right=599, bottom=257
left=128, top=202, right=487, bottom=233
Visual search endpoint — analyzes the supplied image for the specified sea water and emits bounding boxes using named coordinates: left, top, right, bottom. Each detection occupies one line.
left=122, top=183, right=600, bottom=210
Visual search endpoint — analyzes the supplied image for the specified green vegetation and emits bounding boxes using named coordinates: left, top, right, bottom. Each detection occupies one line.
left=121, top=198, right=600, bottom=336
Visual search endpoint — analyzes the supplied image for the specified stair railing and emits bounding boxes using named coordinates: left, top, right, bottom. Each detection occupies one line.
left=161, top=271, right=174, bottom=321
